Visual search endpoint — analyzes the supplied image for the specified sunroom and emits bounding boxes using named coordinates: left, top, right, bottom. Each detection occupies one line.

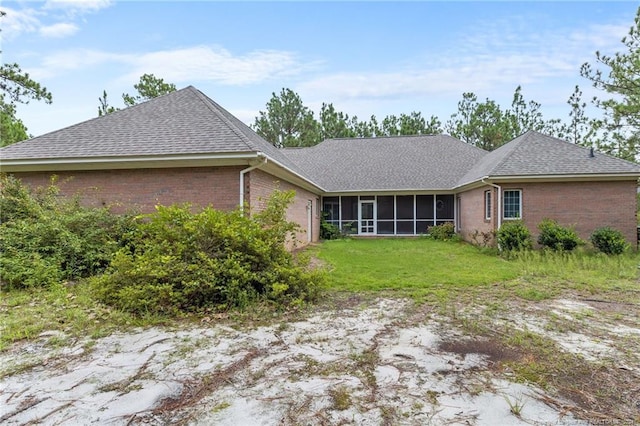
left=322, top=194, right=455, bottom=236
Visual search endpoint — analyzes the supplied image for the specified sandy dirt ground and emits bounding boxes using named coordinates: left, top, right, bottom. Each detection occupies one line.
left=1, top=295, right=638, bottom=425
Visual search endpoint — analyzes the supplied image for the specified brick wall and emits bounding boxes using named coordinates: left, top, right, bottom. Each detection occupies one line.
left=505, top=180, right=638, bottom=246
left=247, top=169, right=320, bottom=247
left=457, top=186, right=496, bottom=244
left=12, top=167, right=242, bottom=213
left=457, top=180, right=638, bottom=247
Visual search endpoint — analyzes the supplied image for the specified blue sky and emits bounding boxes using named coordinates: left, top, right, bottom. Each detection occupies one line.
left=2, top=1, right=638, bottom=138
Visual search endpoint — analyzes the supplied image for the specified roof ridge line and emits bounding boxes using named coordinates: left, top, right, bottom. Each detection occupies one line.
left=188, top=87, right=256, bottom=152
left=484, top=132, right=529, bottom=176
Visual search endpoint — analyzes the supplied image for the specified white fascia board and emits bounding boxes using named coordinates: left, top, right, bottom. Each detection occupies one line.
left=0, top=152, right=260, bottom=172
left=486, top=173, right=640, bottom=183
left=258, top=156, right=325, bottom=194
left=322, top=189, right=455, bottom=196
left=455, top=173, right=640, bottom=192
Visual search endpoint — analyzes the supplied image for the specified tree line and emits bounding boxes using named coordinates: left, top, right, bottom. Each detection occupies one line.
left=1, top=8, right=639, bottom=162
left=251, top=85, right=593, bottom=152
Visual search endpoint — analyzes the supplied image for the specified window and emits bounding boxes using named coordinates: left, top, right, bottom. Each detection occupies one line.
left=376, top=196, right=394, bottom=234
left=503, top=190, right=522, bottom=219
left=484, top=190, right=492, bottom=220
left=322, top=197, right=340, bottom=223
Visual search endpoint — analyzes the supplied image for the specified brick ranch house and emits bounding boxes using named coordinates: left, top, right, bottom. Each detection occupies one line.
left=2, top=86, right=639, bottom=247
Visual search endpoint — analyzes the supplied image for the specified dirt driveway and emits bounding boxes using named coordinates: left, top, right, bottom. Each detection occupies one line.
left=1, top=294, right=638, bottom=425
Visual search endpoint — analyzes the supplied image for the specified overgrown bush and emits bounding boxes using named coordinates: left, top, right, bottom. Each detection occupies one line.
left=429, top=222, right=456, bottom=241
left=590, top=227, right=629, bottom=255
left=320, top=215, right=342, bottom=240
left=496, top=220, right=532, bottom=252
left=470, top=229, right=495, bottom=247
left=537, top=219, right=581, bottom=251
left=91, top=190, right=324, bottom=315
left=0, top=175, right=134, bottom=290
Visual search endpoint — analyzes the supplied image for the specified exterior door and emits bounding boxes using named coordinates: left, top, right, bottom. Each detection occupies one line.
left=359, top=200, right=375, bottom=234
left=307, top=200, right=313, bottom=242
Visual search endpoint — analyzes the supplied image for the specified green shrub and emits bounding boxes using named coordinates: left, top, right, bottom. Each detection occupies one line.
left=91, top=190, right=324, bottom=315
left=429, top=222, right=456, bottom=241
left=0, top=174, right=49, bottom=223
left=0, top=175, right=134, bottom=290
left=320, top=216, right=342, bottom=240
left=537, top=219, right=580, bottom=251
left=590, top=227, right=629, bottom=255
left=496, top=221, right=532, bottom=252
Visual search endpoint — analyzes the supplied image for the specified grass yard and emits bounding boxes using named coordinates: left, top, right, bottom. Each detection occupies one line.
left=316, top=237, right=639, bottom=302
left=316, top=238, right=517, bottom=297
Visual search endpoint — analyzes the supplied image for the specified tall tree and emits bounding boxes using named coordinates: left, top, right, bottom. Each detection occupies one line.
left=253, top=88, right=320, bottom=148
left=351, top=115, right=379, bottom=138
left=580, top=6, right=640, bottom=162
left=318, top=103, right=357, bottom=139
left=0, top=11, right=53, bottom=146
left=559, top=85, right=597, bottom=146
left=0, top=100, right=29, bottom=147
left=98, top=73, right=176, bottom=116
left=97, top=90, right=117, bottom=117
left=507, top=85, right=546, bottom=135
left=377, top=112, right=442, bottom=136
left=446, top=93, right=513, bottom=150
left=122, top=73, right=177, bottom=107
left=0, top=63, right=52, bottom=106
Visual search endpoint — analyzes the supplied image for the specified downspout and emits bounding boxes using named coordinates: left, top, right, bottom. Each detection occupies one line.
left=239, top=153, right=267, bottom=214
left=482, top=178, right=502, bottom=230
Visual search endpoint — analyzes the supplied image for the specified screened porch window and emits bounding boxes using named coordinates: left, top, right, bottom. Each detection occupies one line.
left=320, top=194, right=457, bottom=236
left=376, top=196, right=394, bottom=234
left=396, top=196, right=414, bottom=234
left=322, top=197, right=340, bottom=225
left=340, top=196, right=358, bottom=234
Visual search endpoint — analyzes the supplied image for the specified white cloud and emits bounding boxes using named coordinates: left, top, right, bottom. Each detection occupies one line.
left=0, top=6, right=41, bottom=39
left=39, top=22, right=79, bottom=38
left=30, top=49, right=128, bottom=80
left=297, top=18, right=627, bottom=105
left=1, top=0, right=111, bottom=39
left=43, top=0, right=112, bottom=14
left=568, top=24, right=628, bottom=50
left=30, top=46, right=318, bottom=86
left=127, top=46, right=319, bottom=85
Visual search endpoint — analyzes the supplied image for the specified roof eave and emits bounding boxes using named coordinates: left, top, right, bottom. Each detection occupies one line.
left=258, top=156, right=325, bottom=194
left=455, top=172, right=640, bottom=191
left=322, top=188, right=455, bottom=195
left=0, top=152, right=261, bottom=172
left=485, top=173, right=640, bottom=183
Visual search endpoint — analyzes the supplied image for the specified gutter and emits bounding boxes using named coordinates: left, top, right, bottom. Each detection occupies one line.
left=239, top=153, right=268, bottom=213
left=0, top=152, right=262, bottom=172
left=482, top=177, right=502, bottom=230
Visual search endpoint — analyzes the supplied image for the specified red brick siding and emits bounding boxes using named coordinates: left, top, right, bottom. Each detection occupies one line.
left=457, top=186, right=496, bottom=244
left=11, top=167, right=242, bottom=213
left=247, top=169, right=320, bottom=247
left=505, top=180, right=638, bottom=246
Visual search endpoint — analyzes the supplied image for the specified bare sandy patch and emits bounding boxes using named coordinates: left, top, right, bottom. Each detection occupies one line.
left=2, top=295, right=636, bottom=425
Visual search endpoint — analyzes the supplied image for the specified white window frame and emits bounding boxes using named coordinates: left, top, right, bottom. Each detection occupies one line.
left=503, top=189, right=522, bottom=220
left=484, top=190, right=492, bottom=221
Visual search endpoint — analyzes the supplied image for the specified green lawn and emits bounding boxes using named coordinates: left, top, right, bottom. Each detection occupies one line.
left=316, top=237, right=639, bottom=301
left=316, top=238, right=517, bottom=297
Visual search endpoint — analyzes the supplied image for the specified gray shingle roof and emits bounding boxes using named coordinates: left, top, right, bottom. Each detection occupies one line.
left=3, top=88, right=638, bottom=193
left=283, top=135, right=487, bottom=192
left=457, top=130, right=640, bottom=186
left=0, top=86, right=303, bottom=174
